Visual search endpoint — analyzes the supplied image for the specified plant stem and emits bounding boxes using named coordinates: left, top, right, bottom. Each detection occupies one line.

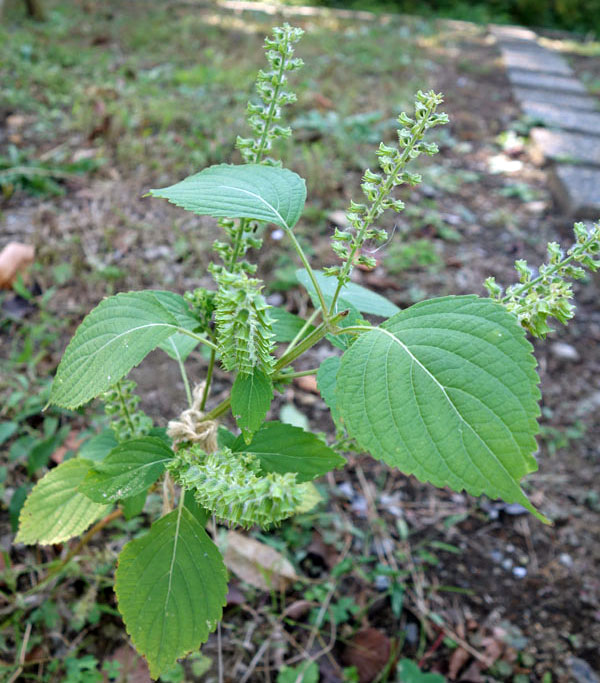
left=203, top=397, right=231, bottom=422
left=273, top=368, right=318, bottom=380
left=285, top=307, right=321, bottom=355
left=329, top=100, right=438, bottom=315
left=176, top=355, right=193, bottom=409
left=227, top=39, right=287, bottom=271
left=115, top=381, right=136, bottom=436
left=202, top=313, right=348, bottom=422
left=284, top=228, right=330, bottom=320
left=200, top=348, right=216, bottom=411
left=177, top=328, right=218, bottom=351
left=500, top=238, right=594, bottom=303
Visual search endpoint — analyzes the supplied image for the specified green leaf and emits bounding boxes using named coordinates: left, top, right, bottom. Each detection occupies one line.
left=232, top=421, right=345, bottom=482
left=277, top=661, right=319, bottom=683
left=9, top=485, right=30, bottom=533
left=184, top=489, right=209, bottom=527
left=79, top=437, right=174, bottom=503
left=217, top=425, right=237, bottom=450
left=0, top=421, right=18, bottom=446
left=150, top=164, right=306, bottom=230
left=231, top=367, right=273, bottom=443
left=50, top=291, right=182, bottom=409
left=159, top=334, right=200, bottom=363
left=270, top=307, right=314, bottom=342
left=152, top=290, right=205, bottom=362
left=16, top=459, right=110, bottom=545
left=121, top=490, right=147, bottom=520
left=115, top=504, right=227, bottom=679
left=396, top=659, right=445, bottom=683
left=79, top=429, right=119, bottom=462
left=317, top=356, right=342, bottom=427
left=337, top=296, right=547, bottom=522
left=296, top=269, right=400, bottom=317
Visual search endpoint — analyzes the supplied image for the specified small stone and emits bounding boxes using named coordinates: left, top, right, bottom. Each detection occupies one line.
left=507, top=69, right=587, bottom=93
left=559, top=553, right=574, bottom=568
left=550, top=165, right=600, bottom=219
left=143, top=245, right=171, bottom=260
left=569, top=656, right=600, bottom=683
left=514, top=87, right=598, bottom=112
left=550, top=342, right=580, bottom=362
left=513, top=566, right=528, bottom=578
left=529, top=128, right=600, bottom=167
left=266, top=293, right=284, bottom=306
left=374, top=575, right=390, bottom=591
left=328, top=210, right=349, bottom=228
left=337, top=482, right=355, bottom=500
left=490, top=550, right=504, bottom=563
left=404, top=622, right=419, bottom=645
left=504, top=503, right=529, bottom=515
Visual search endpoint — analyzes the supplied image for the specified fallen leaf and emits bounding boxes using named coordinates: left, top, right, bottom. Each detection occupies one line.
left=282, top=600, right=312, bottom=620
left=0, top=243, right=35, bottom=289
left=295, top=375, right=319, bottom=394
left=223, top=530, right=299, bottom=591
left=342, top=628, right=391, bottom=683
left=51, top=430, right=85, bottom=464
left=448, top=646, right=470, bottom=679
left=105, top=645, right=151, bottom=683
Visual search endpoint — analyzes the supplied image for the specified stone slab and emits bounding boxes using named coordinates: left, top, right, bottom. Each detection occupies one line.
left=530, top=128, right=600, bottom=166
left=550, top=165, right=600, bottom=218
left=513, top=87, right=599, bottom=112
left=489, top=24, right=538, bottom=42
left=521, top=102, right=600, bottom=136
left=501, top=47, right=572, bottom=76
left=507, top=68, right=586, bottom=93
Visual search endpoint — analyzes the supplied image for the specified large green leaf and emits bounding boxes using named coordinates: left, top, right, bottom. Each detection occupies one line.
left=296, top=269, right=400, bottom=317
left=337, top=296, right=547, bottom=522
left=16, top=459, right=110, bottom=545
left=317, top=356, right=342, bottom=427
left=78, top=429, right=119, bottom=463
left=79, top=437, right=174, bottom=503
left=150, top=164, right=306, bottom=230
left=153, top=290, right=205, bottom=362
left=115, top=505, right=227, bottom=679
left=232, top=421, right=345, bottom=482
left=50, top=291, right=183, bottom=409
left=230, top=367, right=273, bottom=442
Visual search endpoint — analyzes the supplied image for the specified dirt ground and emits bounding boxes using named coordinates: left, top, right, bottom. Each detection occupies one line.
left=1, top=2, right=599, bottom=681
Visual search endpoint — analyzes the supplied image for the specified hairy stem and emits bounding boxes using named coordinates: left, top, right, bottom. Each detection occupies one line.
left=200, top=348, right=216, bottom=411
left=501, top=237, right=596, bottom=303
left=284, top=228, right=329, bottom=320
left=115, top=381, right=136, bottom=436
left=178, top=328, right=218, bottom=351
left=273, top=368, right=318, bottom=380
left=285, top=307, right=322, bottom=355
left=176, top=355, right=193, bottom=409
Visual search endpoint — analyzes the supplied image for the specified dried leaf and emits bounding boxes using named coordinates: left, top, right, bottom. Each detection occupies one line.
left=448, top=646, right=470, bottom=680
left=295, top=375, right=319, bottom=394
left=224, top=530, right=299, bottom=591
left=342, top=628, right=391, bottom=683
left=0, top=243, right=35, bottom=289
